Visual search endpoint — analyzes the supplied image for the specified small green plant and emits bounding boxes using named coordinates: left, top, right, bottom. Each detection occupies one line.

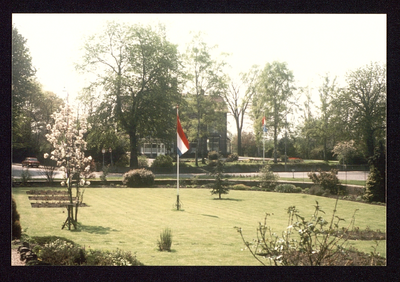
left=158, top=228, right=172, bottom=252
left=259, top=164, right=279, bottom=191
left=123, top=168, right=155, bottom=187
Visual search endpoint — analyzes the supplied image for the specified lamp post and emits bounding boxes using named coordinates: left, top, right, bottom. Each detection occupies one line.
left=102, top=148, right=106, bottom=169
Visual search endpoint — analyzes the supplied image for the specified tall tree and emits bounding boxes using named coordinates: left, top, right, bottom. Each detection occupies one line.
left=77, top=21, right=182, bottom=168
left=314, top=75, right=340, bottom=161
left=337, top=62, right=386, bottom=158
left=222, top=65, right=260, bottom=156
left=252, top=61, right=296, bottom=163
left=183, top=32, right=228, bottom=166
left=12, top=25, right=39, bottom=160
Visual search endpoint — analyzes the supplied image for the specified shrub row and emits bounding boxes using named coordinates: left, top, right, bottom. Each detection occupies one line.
left=25, top=237, right=143, bottom=266
left=274, top=184, right=302, bottom=193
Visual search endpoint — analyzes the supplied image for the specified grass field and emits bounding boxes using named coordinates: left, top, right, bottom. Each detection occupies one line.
left=12, top=187, right=386, bottom=266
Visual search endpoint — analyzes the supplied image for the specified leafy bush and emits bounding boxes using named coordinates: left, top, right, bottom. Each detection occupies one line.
left=138, top=155, right=149, bottom=168
left=12, top=197, right=21, bottom=239
left=308, top=169, right=340, bottom=194
left=236, top=199, right=385, bottom=266
left=274, top=184, right=302, bottom=193
left=208, top=151, right=219, bottom=161
left=259, top=164, right=279, bottom=191
left=308, top=185, right=325, bottom=196
left=158, top=228, right=172, bottom=252
left=123, top=169, right=155, bottom=188
left=85, top=249, right=143, bottom=266
left=226, top=153, right=239, bottom=162
left=30, top=237, right=143, bottom=266
left=151, top=155, right=173, bottom=169
left=35, top=239, right=86, bottom=265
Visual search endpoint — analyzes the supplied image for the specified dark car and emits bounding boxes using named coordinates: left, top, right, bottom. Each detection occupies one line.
left=22, top=157, right=40, bottom=168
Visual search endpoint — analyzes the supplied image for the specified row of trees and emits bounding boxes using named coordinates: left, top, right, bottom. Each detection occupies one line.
left=12, top=21, right=386, bottom=170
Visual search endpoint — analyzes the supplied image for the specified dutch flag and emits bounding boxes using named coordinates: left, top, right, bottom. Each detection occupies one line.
left=177, top=114, right=190, bottom=156
left=262, top=116, right=268, bottom=133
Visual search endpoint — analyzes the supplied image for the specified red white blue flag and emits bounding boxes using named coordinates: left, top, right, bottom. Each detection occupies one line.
left=177, top=114, right=189, bottom=156
left=262, top=116, right=268, bottom=133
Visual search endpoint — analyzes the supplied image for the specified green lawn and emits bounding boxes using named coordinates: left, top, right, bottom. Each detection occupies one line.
left=12, top=187, right=385, bottom=266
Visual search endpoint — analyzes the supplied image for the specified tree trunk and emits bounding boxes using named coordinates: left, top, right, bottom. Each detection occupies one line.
left=129, top=131, right=139, bottom=169
left=237, top=124, right=242, bottom=156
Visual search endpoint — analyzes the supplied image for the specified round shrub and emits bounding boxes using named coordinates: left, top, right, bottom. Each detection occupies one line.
left=151, top=155, right=173, bottom=169
left=123, top=168, right=155, bottom=187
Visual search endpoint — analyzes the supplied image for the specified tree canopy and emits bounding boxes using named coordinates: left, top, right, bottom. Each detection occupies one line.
left=77, top=21, right=183, bottom=168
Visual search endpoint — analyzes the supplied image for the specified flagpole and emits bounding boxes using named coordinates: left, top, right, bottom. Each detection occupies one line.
left=176, top=105, right=180, bottom=210
left=262, top=114, right=265, bottom=163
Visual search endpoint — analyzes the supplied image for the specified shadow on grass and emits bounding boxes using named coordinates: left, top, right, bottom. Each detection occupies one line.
left=212, top=198, right=243, bottom=201
left=201, top=214, right=219, bottom=218
left=71, top=224, right=118, bottom=234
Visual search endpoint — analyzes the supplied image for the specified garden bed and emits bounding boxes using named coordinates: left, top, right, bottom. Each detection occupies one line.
left=26, top=189, right=88, bottom=208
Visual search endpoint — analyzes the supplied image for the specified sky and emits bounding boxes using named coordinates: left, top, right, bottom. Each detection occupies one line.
left=12, top=14, right=386, bottom=134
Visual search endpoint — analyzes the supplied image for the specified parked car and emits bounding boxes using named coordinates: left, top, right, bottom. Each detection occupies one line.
left=22, top=157, right=40, bottom=168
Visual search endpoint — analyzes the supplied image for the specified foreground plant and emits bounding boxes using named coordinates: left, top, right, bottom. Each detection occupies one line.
left=158, top=228, right=172, bottom=252
left=235, top=199, right=385, bottom=266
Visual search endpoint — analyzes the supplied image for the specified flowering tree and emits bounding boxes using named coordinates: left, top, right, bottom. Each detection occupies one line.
left=44, top=104, right=93, bottom=229
left=332, top=140, right=357, bottom=165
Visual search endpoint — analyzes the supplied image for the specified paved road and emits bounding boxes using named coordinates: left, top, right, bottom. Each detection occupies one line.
left=12, top=164, right=369, bottom=181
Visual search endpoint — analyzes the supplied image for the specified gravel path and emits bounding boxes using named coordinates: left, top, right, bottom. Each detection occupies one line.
left=11, top=248, right=25, bottom=266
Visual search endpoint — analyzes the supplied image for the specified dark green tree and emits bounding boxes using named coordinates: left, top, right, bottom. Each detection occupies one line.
left=364, top=141, right=386, bottom=203
left=210, top=158, right=229, bottom=199
left=77, top=21, right=183, bottom=168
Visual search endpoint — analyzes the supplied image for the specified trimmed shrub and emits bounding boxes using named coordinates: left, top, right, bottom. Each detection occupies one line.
left=274, top=184, right=302, bottom=193
left=123, top=169, right=155, bottom=188
left=12, top=197, right=21, bottom=239
left=151, top=155, right=173, bottom=169
left=158, top=228, right=172, bottom=252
